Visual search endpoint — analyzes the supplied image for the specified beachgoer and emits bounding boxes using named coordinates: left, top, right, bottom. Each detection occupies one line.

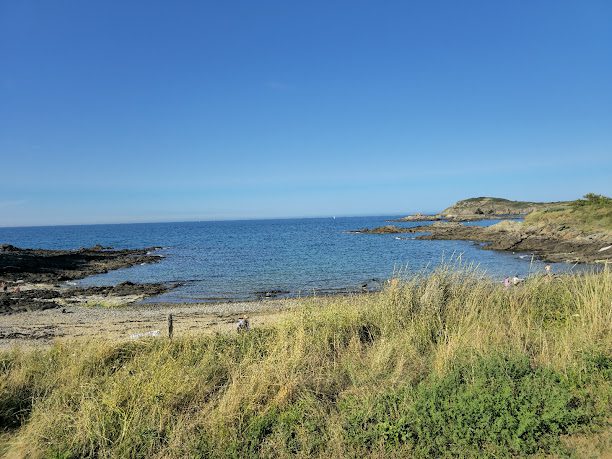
left=512, top=275, right=522, bottom=285
left=237, top=317, right=250, bottom=333
left=503, top=277, right=511, bottom=288
left=545, top=265, right=552, bottom=275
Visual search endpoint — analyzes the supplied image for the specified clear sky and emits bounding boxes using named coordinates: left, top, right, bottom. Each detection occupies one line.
left=1, top=1, right=611, bottom=226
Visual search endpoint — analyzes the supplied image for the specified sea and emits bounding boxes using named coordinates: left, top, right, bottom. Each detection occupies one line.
left=0, top=217, right=585, bottom=303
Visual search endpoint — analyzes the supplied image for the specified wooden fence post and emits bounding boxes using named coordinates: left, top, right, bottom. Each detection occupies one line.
left=168, top=313, right=173, bottom=339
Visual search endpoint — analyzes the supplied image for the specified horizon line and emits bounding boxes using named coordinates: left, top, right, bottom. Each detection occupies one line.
left=0, top=211, right=437, bottom=230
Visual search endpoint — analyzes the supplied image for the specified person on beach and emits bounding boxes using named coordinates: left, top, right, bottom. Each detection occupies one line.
left=503, top=277, right=511, bottom=288
left=545, top=265, right=552, bottom=275
left=237, top=317, right=250, bottom=333
left=512, top=275, right=523, bottom=285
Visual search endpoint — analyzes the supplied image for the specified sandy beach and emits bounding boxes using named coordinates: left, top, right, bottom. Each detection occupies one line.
left=0, top=297, right=300, bottom=349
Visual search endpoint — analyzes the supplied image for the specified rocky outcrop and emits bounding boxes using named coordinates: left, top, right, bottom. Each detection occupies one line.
left=351, top=225, right=416, bottom=234
left=392, top=197, right=564, bottom=223
left=0, top=245, right=163, bottom=283
left=0, top=246, right=174, bottom=314
left=440, top=197, right=558, bottom=219
left=0, top=281, right=175, bottom=315
left=388, top=213, right=443, bottom=222
left=353, top=220, right=612, bottom=264
left=65, top=281, right=172, bottom=298
left=0, top=294, right=60, bottom=314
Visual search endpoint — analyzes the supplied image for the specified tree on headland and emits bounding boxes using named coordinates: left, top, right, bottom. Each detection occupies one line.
left=572, top=193, right=611, bottom=207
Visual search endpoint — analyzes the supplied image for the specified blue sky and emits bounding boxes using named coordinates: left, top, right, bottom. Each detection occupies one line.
left=1, top=1, right=611, bottom=226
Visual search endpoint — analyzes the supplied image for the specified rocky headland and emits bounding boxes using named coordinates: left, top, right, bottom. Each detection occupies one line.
left=360, top=195, right=612, bottom=264
left=391, top=197, right=563, bottom=222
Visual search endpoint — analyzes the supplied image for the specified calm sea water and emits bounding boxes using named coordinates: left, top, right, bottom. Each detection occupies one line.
left=0, top=217, right=582, bottom=302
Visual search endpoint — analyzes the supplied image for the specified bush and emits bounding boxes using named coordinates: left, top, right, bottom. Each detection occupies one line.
left=572, top=193, right=612, bottom=208
left=341, top=353, right=608, bottom=457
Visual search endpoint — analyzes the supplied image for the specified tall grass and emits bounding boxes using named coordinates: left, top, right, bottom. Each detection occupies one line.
left=1, top=266, right=611, bottom=458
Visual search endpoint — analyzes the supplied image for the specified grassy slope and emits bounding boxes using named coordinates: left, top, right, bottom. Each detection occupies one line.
left=524, top=195, right=612, bottom=236
left=1, top=267, right=611, bottom=458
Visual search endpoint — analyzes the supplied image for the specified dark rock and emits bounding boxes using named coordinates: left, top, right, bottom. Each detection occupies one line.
left=62, top=282, right=172, bottom=298
left=0, top=246, right=174, bottom=315
left=0, top=294, right=59, bottom=314
left=0, top=245, right=164, bottom=283
left=353, top=225, right=416, bottom=234
left=353, top=221, right=611, bottom=264
left=254, top=289, right=290, bottom=299
left=388, top=214, right=443, bottom=222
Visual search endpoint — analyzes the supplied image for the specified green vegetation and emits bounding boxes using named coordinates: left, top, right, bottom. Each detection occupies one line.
left=525, top=194, right=612, bottom=235
left=1, top=266, right=611, bottom=458
left=571, top=193, right=612, bottom=209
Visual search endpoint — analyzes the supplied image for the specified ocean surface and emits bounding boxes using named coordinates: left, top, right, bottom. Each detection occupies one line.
left=0, top=217, right=583, bottom=302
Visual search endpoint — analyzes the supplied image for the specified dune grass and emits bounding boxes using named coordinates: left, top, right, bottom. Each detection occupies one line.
left=1, top=265, right=610, bottom=458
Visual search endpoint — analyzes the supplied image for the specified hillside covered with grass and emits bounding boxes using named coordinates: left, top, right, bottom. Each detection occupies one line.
left=1, top=267, right=611, bottom=458
left=524, top=193, right=612, bottom=236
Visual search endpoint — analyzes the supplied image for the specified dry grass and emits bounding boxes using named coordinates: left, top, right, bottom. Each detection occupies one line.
left=1, top=265, right=610, bottom=458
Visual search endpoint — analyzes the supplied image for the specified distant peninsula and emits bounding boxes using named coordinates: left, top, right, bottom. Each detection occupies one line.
left=390, top=197, right=561, bottom=222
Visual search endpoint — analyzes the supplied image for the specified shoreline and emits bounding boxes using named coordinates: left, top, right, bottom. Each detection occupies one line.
left=0, top=244, right=164, bottom=283
left=0, top=243, right=386, bottom=314
left=0, top=268, right=592, bottom=349
left=387, top=214, right=525, bottom=223
left=353, top=222, right=612, bottom=264
left=2, top=194, right=609, bottom=350
left=0, top=245, right=174, bottom=314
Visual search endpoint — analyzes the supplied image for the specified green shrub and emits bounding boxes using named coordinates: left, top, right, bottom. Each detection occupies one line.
left=572, top=193, right=612, bottom=208
left=341, top=353, right=606, bottom=457
left=201, top=397, right=328, bottom=458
